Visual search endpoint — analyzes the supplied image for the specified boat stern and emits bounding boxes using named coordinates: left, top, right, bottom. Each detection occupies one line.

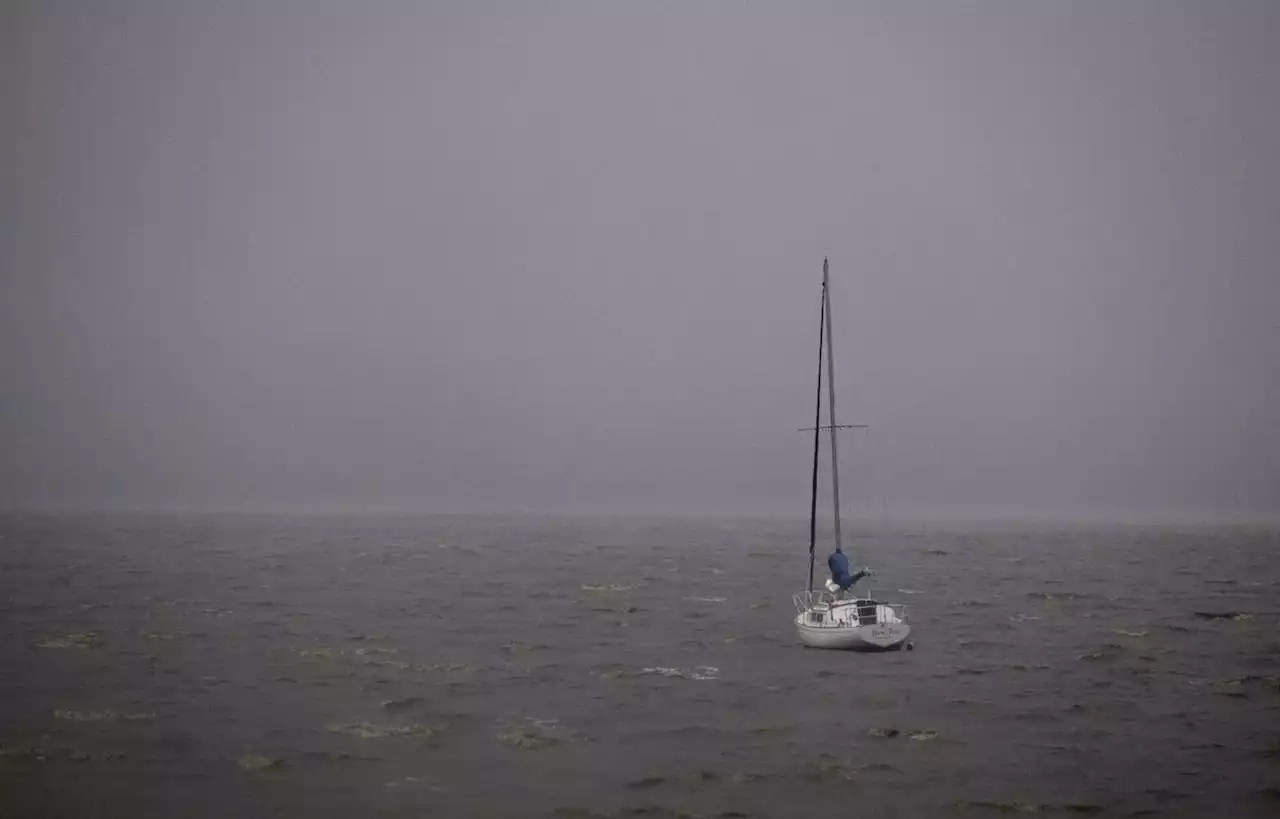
left=859, top=620, right=911, bottom=648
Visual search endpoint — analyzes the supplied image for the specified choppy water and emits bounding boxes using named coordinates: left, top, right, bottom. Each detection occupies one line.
left=1, top=513, right=1278, bottom=818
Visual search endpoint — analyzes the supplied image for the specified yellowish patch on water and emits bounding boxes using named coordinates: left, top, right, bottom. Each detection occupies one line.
left=237, top=753, right=284, bottom=771
left=38, top=632, right=102, bottom=650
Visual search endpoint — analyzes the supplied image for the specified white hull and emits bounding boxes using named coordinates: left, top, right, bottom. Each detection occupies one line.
left=793, top=595, right=912, bottom=651
left=795, top=617, right=911, bottom=650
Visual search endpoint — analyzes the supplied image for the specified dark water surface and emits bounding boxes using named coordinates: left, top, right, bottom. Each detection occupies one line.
left=2, top=514, right=1278, bottom=818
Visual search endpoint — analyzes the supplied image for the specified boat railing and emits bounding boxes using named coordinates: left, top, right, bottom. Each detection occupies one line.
left=858, top=589, right=910, bottom=621
left=792, top=590, right=833, bottom=613
left=793, top=588, right=910, bottom=621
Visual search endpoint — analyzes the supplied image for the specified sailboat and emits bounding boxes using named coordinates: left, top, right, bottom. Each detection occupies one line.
left=792, top=258, right=912, bottom=651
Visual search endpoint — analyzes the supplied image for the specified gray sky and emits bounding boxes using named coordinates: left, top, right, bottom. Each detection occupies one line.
left=4, top=1, right=1279, bottom=521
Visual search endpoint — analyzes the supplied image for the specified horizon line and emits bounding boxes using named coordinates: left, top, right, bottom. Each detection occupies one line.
left=2, top=502, right=1276, bottom=528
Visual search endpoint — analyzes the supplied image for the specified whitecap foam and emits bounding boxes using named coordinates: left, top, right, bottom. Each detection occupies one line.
left=639, top=665, right=720, bottom=681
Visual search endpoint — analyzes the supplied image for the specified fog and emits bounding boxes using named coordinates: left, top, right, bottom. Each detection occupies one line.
left=4, top=1, right=1278, bottom=522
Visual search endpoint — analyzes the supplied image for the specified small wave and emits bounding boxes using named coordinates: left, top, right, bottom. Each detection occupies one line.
left=238, top=753, right=284, bottom=771
left=380, top=697, right=424, bottom=713
left=803, top=754, right=860, bottom=781
left=1197, top=675, right=1280, bottom=696
left=0, top=742, right=125, bottom=763
left=326, top=721, right=445, bottom=739
left=590, top=664, right=627, bottom=680
left=1028, top=591, right=1087, bottom=601
left=382, top=776, right=443, bottom=791
left=1192, top=611, right=1254, bottom=621
left=496, top=717, right=583, bottom=750
left=625, top=775, right=667, bottom=789
left=683, top=596, right=726, bottom=603
left=142, top=631, right=186, bottom=642
left=54, top=708, right=154, bottom=722
left=639, top=665, right=720, bottom=681
left=502, top=640, right=551, bottom=653
left=624, top=769, right=751, bottom=790
left=954, top=801, right=1102, bottom=814
left=1078, top=643, right=1126, bottom=661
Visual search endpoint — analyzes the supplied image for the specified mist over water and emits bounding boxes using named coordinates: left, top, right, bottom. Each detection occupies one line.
left=3, top=3, right=1279, bottom=522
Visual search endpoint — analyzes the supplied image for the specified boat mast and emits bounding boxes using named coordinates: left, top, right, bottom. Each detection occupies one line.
left=823, top=258, right=844, bottom=554
left=806, top=269, right=826, bottom=593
